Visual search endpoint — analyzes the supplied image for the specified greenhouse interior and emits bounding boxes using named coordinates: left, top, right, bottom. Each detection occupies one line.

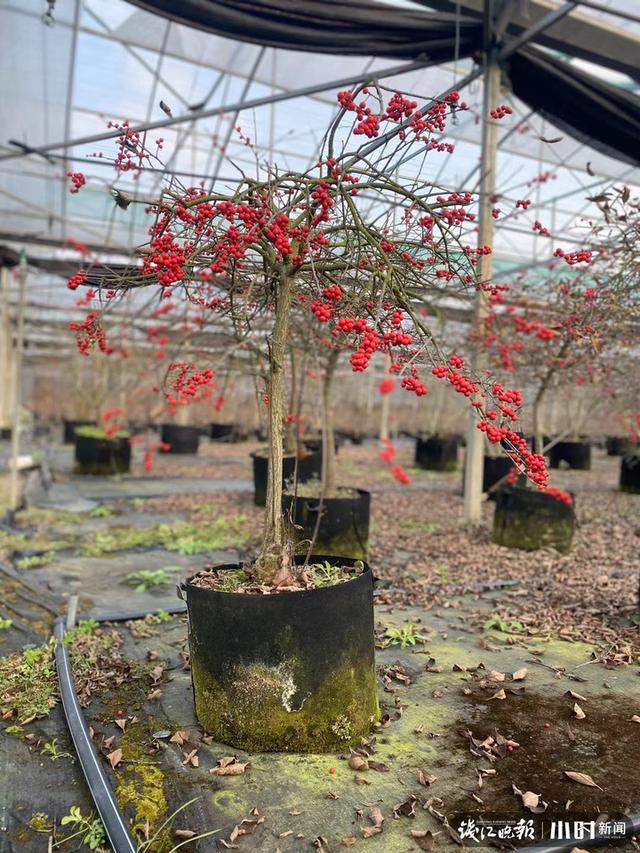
left=0, top=0, right=639, bottom=850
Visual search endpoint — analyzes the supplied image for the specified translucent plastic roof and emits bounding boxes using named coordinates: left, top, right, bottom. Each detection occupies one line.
left=0, top=0, right=638, bottom=293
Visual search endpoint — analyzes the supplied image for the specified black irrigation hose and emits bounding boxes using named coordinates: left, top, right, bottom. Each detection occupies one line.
left=53, top=617, right=137, bottom=853
left=90, top=602, right=186, bottom=624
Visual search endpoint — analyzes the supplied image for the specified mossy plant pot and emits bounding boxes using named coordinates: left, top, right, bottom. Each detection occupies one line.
left=209, top=423, right=235, bottom=441
left=251, top=449, right=322, bottom=507
left=73, top=435, right=131, bottom=476
left=620, top=454, right=640, bottom=493
left=63, top=419, right=95, bottom=444
left=606, top=436, right=637, bottom=456
left=161, top=424, right=201, bottom=454
left=179, top=556, right=379, bottom=752
left=282, top=489, right=371, bottom=561
left=492, top=485, right=575, bottom=553
left=549, top=440, right=591, bottom=470
left=415, top=435, right=458, bottom=471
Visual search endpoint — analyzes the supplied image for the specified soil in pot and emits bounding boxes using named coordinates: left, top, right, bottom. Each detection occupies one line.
left=620, top=454, right=640, bottom=494
left=492, top=485, right=575, bottom=553
left=549, top=440, right=591, bottom=470
left=282, top=486, right=370, bottom=561
left=251, top=448, right=322, bottom=507
left=303, top=433, right=342, bottom=457
left=73, top=430, right=131, bottom=476
left=180, top=556, right=379, bottom=752
left=63, top=419, right=95, bottom=444
left=606, top=436, right=638, bottom=457
left=415, top=435, right=458, bottom=471
left=160, top=424, right=201, bottom=454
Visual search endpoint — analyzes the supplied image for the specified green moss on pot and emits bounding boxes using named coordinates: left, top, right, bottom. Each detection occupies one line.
left=191, top=652, right=379, bottom=753
left=74, top=425, right=130, bottom=440
left=492, top=487, right=574, bottom=553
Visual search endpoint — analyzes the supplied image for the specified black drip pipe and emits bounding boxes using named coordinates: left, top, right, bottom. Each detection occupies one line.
left=54, top=617, right=138, bottom=853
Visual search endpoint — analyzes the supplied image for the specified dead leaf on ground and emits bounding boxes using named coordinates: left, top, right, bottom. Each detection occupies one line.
left=631, top=715, right=640, bottom=723
left=566, top=690, right=587, bottom=702
left=354, top=774, right=370, bottom=785
left=417, top=769, right=437, bottom=787
left=362, top=805, right=385, bottom=838
left=211, top=756, right=249, bottom=776
left=368, top=759, right=390, bottom=772
left=573, top=703, right=586, bottom=720
left=107, top=748, right=122, bottom=769
left=182, top=748, right=199, bottom=767
left=348, top=751, right=369, bottom=771
left=563, top=771, right=602, bottom=790
left=489, top=688, right=507, bottom=701
left=512, top=668, right=527, bottom=681
left=412, top=829, right=435, bottom=850
left=487, top=670, right=506, bottom=682
left=170, top=730, right=190, bottom=745
left=174, top=829, right=196, bottom=839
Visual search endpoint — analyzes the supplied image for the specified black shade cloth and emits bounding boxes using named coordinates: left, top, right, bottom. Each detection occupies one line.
left=125, top=0, right=482, bottom=61
left=507, top=47, right=640, bottom=166
left=125, top=0, right=640, bottom=166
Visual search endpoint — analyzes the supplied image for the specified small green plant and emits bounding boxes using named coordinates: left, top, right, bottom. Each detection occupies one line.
left=16, top=551, right=56, bottom=570
left=74, top=425, right=130, bottom=440
left=310, top=560, right=345, bottom=588
left=148, top=609, right=175, bottom=624
left=129, top=498, right=147, bottom=508
left=136, top=797, right=220, bottom=853
left=0, top=617, right=12, bottom=630
left=89, top=504, right=116, bottom=518
left=126, top=568, right=175, bottom=592
left=384, top=621, right=425, bottom=648
left=64, top=618, right=99, bottom=644
left=5, top=724, right=23, bottom=734
left=484, top=614, right=524, bottom=633
left=42, top=738, right=73, bottom=762
left=56, top=806, right=106, bottom=850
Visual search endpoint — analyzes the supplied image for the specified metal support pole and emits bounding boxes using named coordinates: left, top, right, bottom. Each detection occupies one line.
left=463, top=53, right=500, bottom=523
left=9, top=252, right=27, bottom=512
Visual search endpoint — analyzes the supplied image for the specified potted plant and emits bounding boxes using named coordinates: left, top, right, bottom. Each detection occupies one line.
left=73, top=424, right=131, bottom=476
left=65, top=86, right=549, bottom=751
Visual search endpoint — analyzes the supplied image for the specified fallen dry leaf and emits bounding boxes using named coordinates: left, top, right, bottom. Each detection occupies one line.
left=354, top=774, right=370, bottom=785
left=417, top=769, right=437, bottom=787
left=348, top=751, right=369, bottom=771
left=412, top=829, right=435, bottom=851
left=170, top=730, right=190, bottom=745
left=631, top=715, right=640, bottom=724
left=563, top=771, right=602, bottom=790
left=512, top=668, right=527, bottom=681
left=487, top=670, right=506, bottom=682
left=107, top=748, right=122, bottom=769
left=211, top=756, right=249, bottom=776
left=489, top=688, right=507, bottom=701
left=573, top=703, right=586, bottom=720
left=174, top=830, right=196, bottom=839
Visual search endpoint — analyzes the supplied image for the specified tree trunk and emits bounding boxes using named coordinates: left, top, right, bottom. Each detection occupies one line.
left=253, top=272, right=295, bottom=584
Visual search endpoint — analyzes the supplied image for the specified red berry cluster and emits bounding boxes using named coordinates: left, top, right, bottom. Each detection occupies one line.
left=400, top=375, right=427, bottom=396
left=490, top=104, right=513, bottom=120
left=554, top=248, right=593, bottom=265
left=166, top=361, right=215, bottom=408
left=545, top=487, right=573, bottom=506
left=69, top=311, right=112, bottom=355
left=379, top=377, right=396, bottom=395
left=67, top=269, right=87, bottom=290
left=515, top=199, right=531, bottom=209
left=533, top=220, right=551, bottom=237
left=67, top=171, right=86, bottom=193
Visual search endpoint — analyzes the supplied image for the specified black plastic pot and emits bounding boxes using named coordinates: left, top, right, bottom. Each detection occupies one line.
left=209, top=423, right=235, bottom=441
left=415, top=435, right=458, bottom=471
left=179, top=556, right=379, bottom=752
left=606, top=436, right=637, bottom=456
left=63, top=419, right=95, bottom=444
left=492, top=485, right=575, bottom=553
left=335, top=429, right=364, bottom=445
left=302, top=434, right=342, bottom=457
left=282, top=489, right=371, bottom=561
left=620, top=454, right=640, bottom=494
left=0, top=427, right=11, bottom=441
left=74, top=435, right=131, bottom=476
left=483, top=455, right=523, bottom=497
left=161, top=424, right=201, bottom=454
left=251, top=449, right=322, bottom=507
left=549, top=440, right=591, bottom=470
